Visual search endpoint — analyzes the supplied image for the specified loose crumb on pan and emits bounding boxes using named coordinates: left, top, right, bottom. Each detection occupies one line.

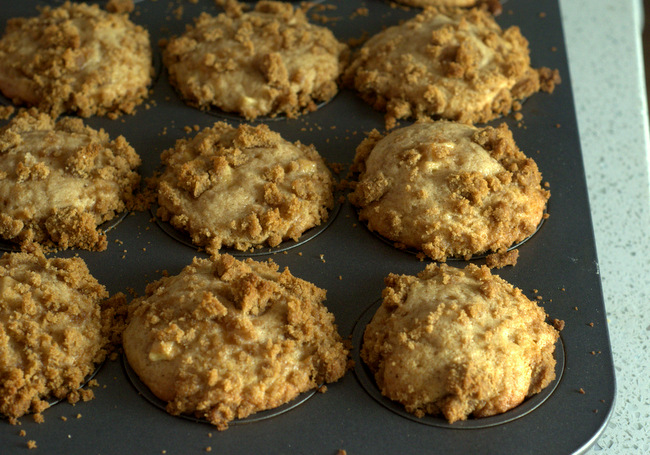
left=0, top=105, right=14, bottom=120
left=106, top=0, right=135, bottom=14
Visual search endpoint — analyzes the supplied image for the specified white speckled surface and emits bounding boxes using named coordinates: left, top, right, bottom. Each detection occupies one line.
left=559, top=0, right=650, bottom=452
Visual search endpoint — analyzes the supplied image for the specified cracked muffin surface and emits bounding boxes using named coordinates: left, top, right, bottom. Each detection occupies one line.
left=156, top=121, right=334, bottom=254
left=348, top=121, right=549, bottom=261
left=362, top=263, right=559, bottom=423
left=123, top=254, right=348, bottom=430
left=162, top=1, right=349, bottom=119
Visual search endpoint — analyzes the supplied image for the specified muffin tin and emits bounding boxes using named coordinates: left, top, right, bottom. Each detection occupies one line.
left=0, top=1, right=616, bottom=454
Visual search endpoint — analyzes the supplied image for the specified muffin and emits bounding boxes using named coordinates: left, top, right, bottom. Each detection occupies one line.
left=162, top=1, right=349, bottom=119
left=348, top=121, right=549, bottom=261
left=0, top=1, right=152, bottom=118
left=343, top=6, right=559, bottom=129
left=156, top=121, right=334, bottom=254
left=0, top=248, right=115, bottom=422
left=123, top=254, right=349, bottom=430
left=362, top=263, right=559, bottom=423
left=0, top=109, right=142, bottom=251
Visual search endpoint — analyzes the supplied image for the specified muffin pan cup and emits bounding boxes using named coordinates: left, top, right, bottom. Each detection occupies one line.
left=0, top=1, right=615, bottom=454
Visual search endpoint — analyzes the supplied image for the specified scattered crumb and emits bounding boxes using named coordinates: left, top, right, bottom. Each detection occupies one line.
left=485, top=250, right=519, bottom=268
left=19, top=430, right=26, bottom=437
left=0, top=105, right=15, bottom=120
left=578, top=388, right=586, bottom=394
left=27, top=440, right=37, bottom=449
left=552, top=319, right=565, bottom=331
left=106, top=0, right=135, bottom=14
left=588, top=322, right=594, bottom=327
left=337, top=450, right=348, bottom=455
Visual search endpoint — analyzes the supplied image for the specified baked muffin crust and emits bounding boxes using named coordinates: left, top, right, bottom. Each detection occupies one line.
left=162, top=1, right=349, bottom=119
left=0, top=248, right=112, bottom=421
left=343, top=6, right=559, bottom=128
left=0, top=109, right=141, bottom=251
left=362, top=263, right=559, bottom=423
left=348, top=121, right=549, bottom=261
left=123, top=254, right=348, bottom=430
left=0, top=1, right=152, bottom=118
left=157, top=121, right=334, bottom=254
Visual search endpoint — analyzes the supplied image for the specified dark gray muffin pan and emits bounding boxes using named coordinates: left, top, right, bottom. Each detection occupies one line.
left=0, top=1, right=615, bottom=454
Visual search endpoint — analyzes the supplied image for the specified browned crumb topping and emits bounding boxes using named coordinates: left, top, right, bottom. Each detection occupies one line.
left=123, top=254, right=348, bottom=430
left=552, top=319, right=565, bottom=331
left=0, top=2, right=152, bottom=118
left=362, top=263, right=559, bottom=423
left=349, top=121, right=549, bottom=261
left=156, top=122, right=333, bottom=253
left=162, top=1, right=349, bottom=119
left=343, top=6, right=560, bottom=129
left=0, top=109, right=141, bottom=251
left=485, top=249, right=519, bottom=268
left=0, top=247, right=123, bottom=420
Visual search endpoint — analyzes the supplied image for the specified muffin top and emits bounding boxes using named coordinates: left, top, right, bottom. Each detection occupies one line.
left=0, top=109, right=141, bottom=251
left=162, top=1, right=349, bottom=119
left=0, top=248, right=113, bottom=421
left=362, top=263, right=559, bottom=423
left=343, top=6, right=559, bottom=128
left=348, top=121, right=549, bottom=261
left=157, top=121, right=333, bottom=253
left=0, top=1, right=152, bottom=118
left=123, top=254, right=348, bottom=430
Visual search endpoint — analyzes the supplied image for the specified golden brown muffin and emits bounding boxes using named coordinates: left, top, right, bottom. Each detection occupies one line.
left=0, top=1, right=152, bottom=118
left=162, top=1, right=349, bottom=119
left=0, top=109, right=142, bottom=251
left=0, top=248, right=114, bottom=422
left=362, top=263, right=559, bottom=423
left=343, top=6, right=559, bottom=129
left=156, top=121, right=334, bottom=254
left=348, top=121, right=549, bottom=261
left=123, top=254, right=348, bottom=430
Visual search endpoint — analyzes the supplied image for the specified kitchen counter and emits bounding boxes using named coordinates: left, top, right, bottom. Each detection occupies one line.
left=559, top=0, right=650, bottom=452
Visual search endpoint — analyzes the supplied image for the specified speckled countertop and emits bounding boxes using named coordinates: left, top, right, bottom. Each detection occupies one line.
left=559, top=0, right=649, bottom=453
